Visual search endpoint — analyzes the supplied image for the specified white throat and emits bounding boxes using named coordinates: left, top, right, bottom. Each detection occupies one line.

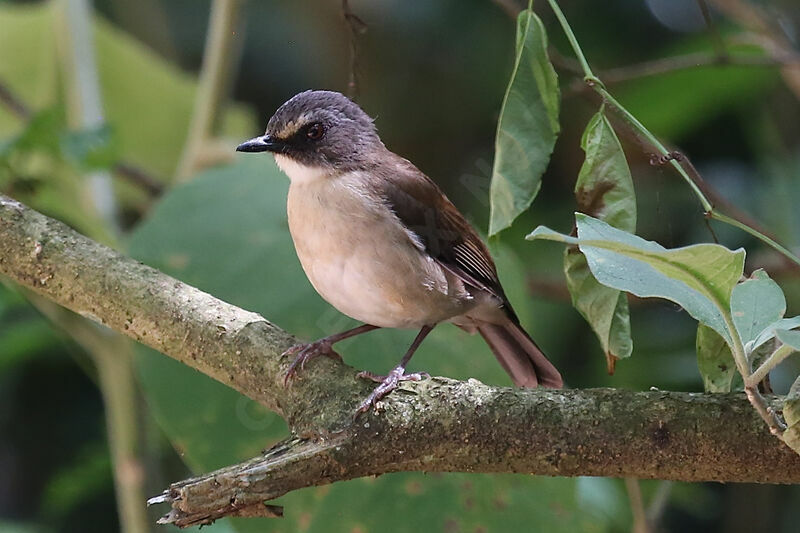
left=274, top=154, right=329, bottom=184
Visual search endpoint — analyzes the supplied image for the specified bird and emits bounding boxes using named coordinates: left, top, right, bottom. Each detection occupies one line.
left=236, top=90, right=562, bottom=414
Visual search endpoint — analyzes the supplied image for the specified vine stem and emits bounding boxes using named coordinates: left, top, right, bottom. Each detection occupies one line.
left=720, top=292, right=785, bottom=438
left=544, top=0, right=800, bottom=268
left=747, top=343, right=796, bottom=388
left=544, top=0, right=793, bottom=444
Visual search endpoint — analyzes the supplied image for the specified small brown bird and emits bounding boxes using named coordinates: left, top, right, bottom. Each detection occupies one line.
left=237, top=90, right=562, bottom=414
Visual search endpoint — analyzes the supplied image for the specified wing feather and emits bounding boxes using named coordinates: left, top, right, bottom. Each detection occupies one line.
left=374, top=155, right=508, bottom=304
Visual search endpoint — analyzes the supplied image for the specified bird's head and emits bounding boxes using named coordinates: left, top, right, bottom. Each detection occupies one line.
left=236, top=90, right=383, bottom=177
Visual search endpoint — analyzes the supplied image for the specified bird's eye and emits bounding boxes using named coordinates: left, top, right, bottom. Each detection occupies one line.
left=306, top=123, right=325, bottom=140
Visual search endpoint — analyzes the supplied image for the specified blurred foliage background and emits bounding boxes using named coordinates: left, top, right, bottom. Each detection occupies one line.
left=1, top=0, right=800, bottom=532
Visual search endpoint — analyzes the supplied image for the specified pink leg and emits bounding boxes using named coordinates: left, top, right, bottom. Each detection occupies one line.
left=355, top=325, right=434, bottom=416
left=283, top=324, right=380, bottom=385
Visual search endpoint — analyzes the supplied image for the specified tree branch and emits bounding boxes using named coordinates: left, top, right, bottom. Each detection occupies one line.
left=1, top=194, right=799, bottom=527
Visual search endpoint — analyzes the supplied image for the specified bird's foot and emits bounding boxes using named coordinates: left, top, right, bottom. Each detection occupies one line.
left=282, top=339, right=342, bottom=385
left=354, top=367, right=429, bottom=417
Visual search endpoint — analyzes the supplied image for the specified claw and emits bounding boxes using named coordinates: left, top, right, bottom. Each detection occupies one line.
left=283, top=340, right=342, bottom=385
left=354, top=367, right=428, bottom=418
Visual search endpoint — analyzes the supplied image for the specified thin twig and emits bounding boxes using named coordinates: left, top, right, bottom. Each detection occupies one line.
left=697, top=0, right=728, bottom=61
left=175, top=0, right=243, bottom=181
left=112, top=163, right=164, bottom=197
left=747, top=343, right=796, bottom=388
left=548, top=45, right=584, bottom=74
left=545, top=0, right=800, bottom=269
left=497, top=0, right=795, bottom=92
left=565, top=51, right=790, bottom=96
left=646, top=147, right=782, bottom=248
left=0, top=80, right=32, bottom=120
left=646, top=481, right=674, bottom=527
left=625, top=478, right=651, bottom=533
left=28, top=293, right=148, bottom=533
left=342, top=0, right=367, bottom=100
left=710, top=0, right=800, bottom=100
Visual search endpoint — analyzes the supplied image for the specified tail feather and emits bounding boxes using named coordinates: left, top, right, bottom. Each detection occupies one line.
left=477, top=321, right=562, bottom=389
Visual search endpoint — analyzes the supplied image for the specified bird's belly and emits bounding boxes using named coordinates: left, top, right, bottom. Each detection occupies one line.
left=287, top=183, right=470, bottom=328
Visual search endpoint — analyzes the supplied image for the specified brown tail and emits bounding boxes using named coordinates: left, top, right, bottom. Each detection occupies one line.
left=477, top=321, right=562, bottom=388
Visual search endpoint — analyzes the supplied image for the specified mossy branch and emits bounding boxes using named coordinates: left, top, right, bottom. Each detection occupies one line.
left=1, top=193, right=799, bottom=528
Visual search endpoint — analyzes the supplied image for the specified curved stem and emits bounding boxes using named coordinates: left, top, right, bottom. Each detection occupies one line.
left=596, top=86, right=713, bottom=211
left=545, top=0, right=595, bottom=80
left=175, top=0, right=243, bottom=181
left=747, top=343, right=796, bottom=388
left=544, top=0, right=800, bottom=268
left=723, top=311, right=787, bottom=437
left=711, top=211, right=800, bottom=267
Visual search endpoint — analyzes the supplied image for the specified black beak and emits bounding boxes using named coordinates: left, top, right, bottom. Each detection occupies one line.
left=236, top=134, right=284, bottom=153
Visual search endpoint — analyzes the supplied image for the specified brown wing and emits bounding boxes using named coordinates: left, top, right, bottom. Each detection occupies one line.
left=375, top=155, right=514, bottom=313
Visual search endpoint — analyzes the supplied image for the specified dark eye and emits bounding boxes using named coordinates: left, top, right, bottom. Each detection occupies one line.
left=306, top=123, right=324, bottom=140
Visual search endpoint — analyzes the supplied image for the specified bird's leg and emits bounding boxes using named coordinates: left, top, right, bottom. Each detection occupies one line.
left=355, top=325, right=434, bottom=416
left=283, top=324, right=380, bottom=384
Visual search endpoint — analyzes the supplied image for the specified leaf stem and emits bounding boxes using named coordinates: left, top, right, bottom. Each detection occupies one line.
left=710, top=211, right=800, bottom=267
left=747, top=343, right=796, bottom=388
left=595, top=87, right=712, bottom=211
left=722, top=312, right=787, bottom=437
left=544, top=0, right=800, bottom=268
left=544, top=0, right=596, bottom=81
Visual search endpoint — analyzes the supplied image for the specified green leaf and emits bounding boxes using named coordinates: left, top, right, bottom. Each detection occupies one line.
left=1, top=107, right=64, bottom=157
left=573, top=110, right=636, bottom=230
left=731, top=269, right=786, bottom=350
left=528, top=214, right=745, bottom=342
left=489, top=8, right=559, bottom=236
left=60, top=124, right=118, bottom=171
left=750, top=316, right=800, bottom=352
left=528, top=225, right=578, bottom=244
left=776, top=329, right=800, bottom=351
left=565, top=249, right=632, bottom=373
left=130, top=157, right=599, bottom=533
left=695, top=323, right=735, bottom=393
left=565, top=110, right=635, bottom=372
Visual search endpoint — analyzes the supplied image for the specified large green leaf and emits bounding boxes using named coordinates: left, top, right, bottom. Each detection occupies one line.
left=130, top=157, right=605, bottom=532
left=0, top=3, right=254, bottom=178
left=565, top=110, right=635, bottom=372
left=488, top=7, right=559, bottom=236
left=529, top=214, right=745, bottom=343
left=695, top=323, right=735, bottom=393
left=730, top=269, right=786, bottom=350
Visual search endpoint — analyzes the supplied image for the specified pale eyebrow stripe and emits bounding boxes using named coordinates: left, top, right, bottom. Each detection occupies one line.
left=276, top=112, right=312, bottom=139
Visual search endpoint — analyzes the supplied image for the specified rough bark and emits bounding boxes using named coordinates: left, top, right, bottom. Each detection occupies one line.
left=1, top=194, right=799, bottom=528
